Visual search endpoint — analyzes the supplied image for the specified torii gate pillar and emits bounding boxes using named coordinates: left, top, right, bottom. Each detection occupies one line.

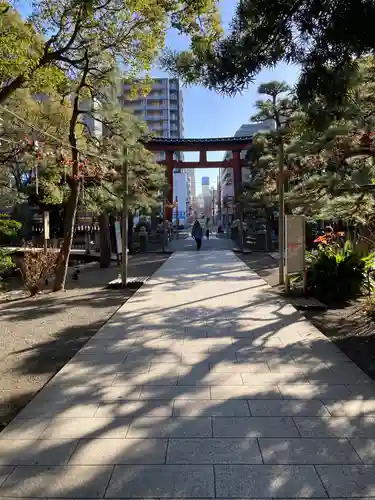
left=165, top=151, right=174, bottom=222
left=232, top=150, right=242, bottom=217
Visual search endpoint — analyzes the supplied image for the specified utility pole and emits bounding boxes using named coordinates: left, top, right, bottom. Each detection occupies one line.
left=162, top=189, right=167, bottom=252
left=278, top=139, right=285, bottom=285
left=121, top=146, right=128, bottom=287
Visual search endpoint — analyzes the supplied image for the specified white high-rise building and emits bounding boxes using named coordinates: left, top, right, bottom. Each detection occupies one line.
left=122, top=77, right=191, bottom=221
left=122, top=77, right=184, bottom=162
left=220, top=120, right=276, bottom=215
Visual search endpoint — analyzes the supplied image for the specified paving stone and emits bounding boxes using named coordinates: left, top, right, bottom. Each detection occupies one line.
left=0, top=439, right=78, bottom=466
left=167, top=438, right=262, bottom=464
left=259, top=437, right=361, bottom=464
left=248, top=400, right=330, bottom=417
left=0, top=418, right=51, bottom=440
left=346, top=384, right=375, bottom=398
left=323, top=399, right=375, bottom=416
left=0, top=465, right=113, bottom=498
left=94, top=400, right=174, bottom=418
left=294, top=416, right=375, bottom=438
left=316, top=465, right=375, bottom=497
left=178, top=373, right=244, bottom=386
left=139, top=385, right=211, bottom=400
left=213, top=417, right=299, bottom=438
left=10, top=399, right=92, bottom=420
left=210, top=385, right=283, bottom=399
left=8, top=250, right=375, bottom=498
left=112, top=368, right=178, bottom=386
left=126, top=352, right=182, bottom=364
left=173, top=399, right=250, bottom=417
left=349, top=439, right=375, bottom=463
left=99, top=385, right=143, bottom=401
left=72, top=352, right=128, bottom=364
left=306, top=367, right=373, bottom=385
left=105, top=464, right=215, bottom=498
left=209, top=362, right=271, bottom=373
left=21, top=403, right=102, bottom=420
left=278, top=384, right=351, bottom=399
left=0, top=467, right=14, bottom=488
left=69, top=438, right=167, bottom=465
left=40, top=417, right=131, bottom=439
left=242, top=373, right=309, bottom=385
left=214, top=464, right=327, bottom=498
left=127, top=417, right=212, bottom=438
left=181, top=351, right=238, bottom=364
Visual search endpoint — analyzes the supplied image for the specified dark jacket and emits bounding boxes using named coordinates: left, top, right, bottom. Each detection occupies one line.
left=192, top=222, right=203, bottom=239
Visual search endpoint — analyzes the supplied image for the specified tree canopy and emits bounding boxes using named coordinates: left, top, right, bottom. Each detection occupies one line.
left=244, top=66, right=375, bottom=226
left=162, top=0, right=375, bottom=107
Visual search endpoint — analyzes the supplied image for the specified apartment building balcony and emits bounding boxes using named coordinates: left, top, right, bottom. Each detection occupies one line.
left=144, top=114, right=166, bottom=121
left=146, top=102, right=168, bottom=110
left=151, top=82, right=167, bottom=90
left=124, top=102, right=145, bottom=111
left=147, top=92, right=167, bottom=100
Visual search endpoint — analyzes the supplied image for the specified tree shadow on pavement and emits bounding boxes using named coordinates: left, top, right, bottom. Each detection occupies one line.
left=1, top=250, right=375, bottom=498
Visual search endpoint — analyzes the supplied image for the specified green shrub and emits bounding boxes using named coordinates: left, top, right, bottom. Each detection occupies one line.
left=0, top=248, right=15, bottom=275
left=0, top=214, right=22, bottom=277
left=306, top=239, right=375, bottom=303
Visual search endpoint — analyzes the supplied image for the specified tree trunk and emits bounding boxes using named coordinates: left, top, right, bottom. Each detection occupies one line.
left=99, top=212, right=111, bottom=268
left=52, top=50, right=89, bottom=292
left=128, top=212, right=134, bottom=253
left=53, top=180, right=80, bottom=291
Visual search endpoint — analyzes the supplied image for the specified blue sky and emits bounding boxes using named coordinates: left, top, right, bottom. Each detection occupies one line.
left=157, top=0, right=300, bottom=193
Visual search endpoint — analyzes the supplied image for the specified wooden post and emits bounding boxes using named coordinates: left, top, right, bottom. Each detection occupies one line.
left=232, top=151, right=242, bottom=219
left=165, top=151, right=174, bottom=223
left=278, top=140, right=285, bottom=285
left=121, top=146, right=128, bottom=287
left=43, top=210, right=49, bottom=254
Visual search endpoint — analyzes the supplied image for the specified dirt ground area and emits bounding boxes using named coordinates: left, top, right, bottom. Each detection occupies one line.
left=0, top=253, right=169, bottom=429
left=240, top=252, right=375, bottom=382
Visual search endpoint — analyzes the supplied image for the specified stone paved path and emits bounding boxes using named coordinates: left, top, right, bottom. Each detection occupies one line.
left=1, top=250, right=375, bottom=498
left=169, top=233, right=235, bottom=252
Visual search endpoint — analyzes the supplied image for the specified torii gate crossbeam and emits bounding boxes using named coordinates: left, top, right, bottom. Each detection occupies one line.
left=144, top=136, right=252, bottom=222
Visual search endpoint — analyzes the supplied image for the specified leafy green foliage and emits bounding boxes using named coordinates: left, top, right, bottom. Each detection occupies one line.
left=79, top=89, right=165, bottom=215
left=242, top=68, right=375, bottom=225
left=161, top=0, right=375, bottom=106
left=0, top=213, right=22, bottom=275
left=306, top=239, right=375, bottom=303
left=0, top=0, right=221, bottom=104
left=241, top=81, right=298, bottom=215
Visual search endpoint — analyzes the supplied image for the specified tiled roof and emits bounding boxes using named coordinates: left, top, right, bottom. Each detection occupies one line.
left=144, top=136, right=252, bottom=144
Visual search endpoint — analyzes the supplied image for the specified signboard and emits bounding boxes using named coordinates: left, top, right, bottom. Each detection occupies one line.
left=285, top=215, right=305, bottom=275
left=43, top=211, right=50, bottom=240
left=114, top=221, right=122, bottom=255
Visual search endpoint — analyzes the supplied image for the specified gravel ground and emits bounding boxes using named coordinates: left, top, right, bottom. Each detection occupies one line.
left=0, top=253, right=169, bottom=429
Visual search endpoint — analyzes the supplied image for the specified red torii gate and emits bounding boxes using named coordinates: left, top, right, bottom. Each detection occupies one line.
left=145, top=136, right=252, bottom=221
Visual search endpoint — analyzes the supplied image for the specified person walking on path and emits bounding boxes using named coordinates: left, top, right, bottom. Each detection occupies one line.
left=205, top=218, right=210, bottom=240
left=192, top=220, right=203, bottom=250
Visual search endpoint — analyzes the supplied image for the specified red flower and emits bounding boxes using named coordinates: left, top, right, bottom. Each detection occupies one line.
left=314, top=235, right=328, bottom=244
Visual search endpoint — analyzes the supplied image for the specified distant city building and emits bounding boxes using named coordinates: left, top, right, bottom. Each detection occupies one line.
left=121, top=77, right=193, bottom=218
left=172, top=172, right=189, bottom=224
left=220, top=120, right=276, bottom=224
left=122, top=77, right=184, bottom=162
left=202, top=176, right=210, bottom=197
